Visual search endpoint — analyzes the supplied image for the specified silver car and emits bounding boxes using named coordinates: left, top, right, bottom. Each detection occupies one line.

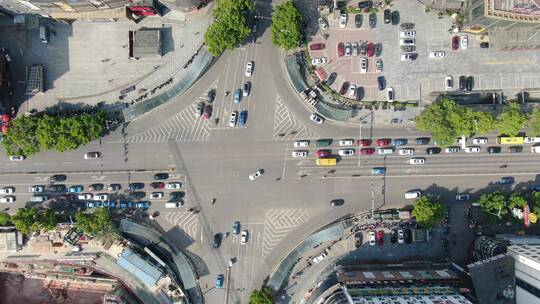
left=345, top=43, right=352, bottom=56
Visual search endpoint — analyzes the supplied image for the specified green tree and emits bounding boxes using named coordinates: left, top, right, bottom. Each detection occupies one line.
left=471, top=111, right=495, bottom=135
left=508, top=192, right=528, bottom=210
left=12, top=207, right=57, bottom=235
left=0, top=212, right=11, bottom=226
left=496, top=102, right=528, bottom=136
left=271, top=1, right=303, bottom=50
left=532, top=191, right=540, bottom=207
left=250, top=288, right=273, bottom=304
left=478, top=191, right=507, bottom=219
left=411, top=196, right=445, bottom=228
left=529, top=108, right=540, bottom=136
left=204, top=0, right=253, bottom=56
left=75, top=208, right=115, bottom=238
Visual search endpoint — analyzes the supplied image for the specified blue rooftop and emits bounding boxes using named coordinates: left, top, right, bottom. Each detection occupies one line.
left=117, top=249, right=163, bottom=288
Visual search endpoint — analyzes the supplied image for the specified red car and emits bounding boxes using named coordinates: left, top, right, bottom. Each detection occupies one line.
left=339, top=81, right=350, bottom=95
left=337, top=42, right=345, bottom=57
left=375, top=138, right=391, bottom=146
left=203, top=105, right=212, bottom=120
left=316, top=149, right=331, bottom=158
left=452, top=36, right=459, bottom=50
left=150, top=182, right=165, bottom=189
left=367, top=42, right=374, bottom=57
left=358, top=139, right=371, bottom=147
left=376, top=230, right=384, bottom=246
left=359, top=148, right=375, bottom=155
left=310, top=43, right=325, bottom=51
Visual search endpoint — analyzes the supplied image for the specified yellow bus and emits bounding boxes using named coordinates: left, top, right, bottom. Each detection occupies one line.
left=497, top=137, right=524, bottom=145
left=316, top=158, right=337, bottom=166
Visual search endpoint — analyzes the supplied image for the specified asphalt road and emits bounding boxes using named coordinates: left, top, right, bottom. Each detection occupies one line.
left=2, top=1, right=540, bottom=304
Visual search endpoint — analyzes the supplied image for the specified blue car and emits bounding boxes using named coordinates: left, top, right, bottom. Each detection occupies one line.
left=234, top=89, right=241, bottom=104
left=135, top=201, right=150, bottom=209
left=232, top=221, right=240, bottom=235
left=371, top=167, right=386, bottom=175
left=392, top=138, right=408, bottom=146
left=94, top=201, right=103, bottom=208
left=86, top=202, right=95, bottom=208
left=529, top=184, right=540, bottom=192
left=239, top=111, right=247, bottom=126
left=215, top=274, right=224, bottom=288
left=499, top=177, right=514, bottom=185
left=69, top=185, right=84, bottom=193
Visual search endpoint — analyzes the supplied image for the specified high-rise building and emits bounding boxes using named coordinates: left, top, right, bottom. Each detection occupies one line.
left=507, top=244, right=540, bottom=303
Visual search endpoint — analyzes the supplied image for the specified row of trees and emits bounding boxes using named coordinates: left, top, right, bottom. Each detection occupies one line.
left=271, top=1, right=303, bottom=50
left=478, top=191, right=539, bottom=221
left=2, top=110, right=107, bottom=157
left=416, top=99, right=538, bottom=146
left=75, top=208, right=116, bottom=239
left=204, top=0, right=253, bottom=56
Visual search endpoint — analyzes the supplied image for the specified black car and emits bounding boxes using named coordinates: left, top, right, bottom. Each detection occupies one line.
left=340, top=82, right=350, bottom=95
left=358, top=0, right=373, bottom=9
left=129, top=191, right=145, bottom=199
left=354, top=232, right=363, bottom=249
left=128, top=182, right=145, bottom=191
left=404, top=229, right=412, bottom=243
left=383, top=9, right=391, bottom=24
left=400, top=45, right=415, bottom=52
left=466, top=76, right=474, bottom=91
left=49, top=184, right=66, bottom=192
left=206, top=89, right=215, bottom=103
left=377, top=76, right=385, bottom=90
left=153, top=173, right=169, bottom=180
left=390, top=230, right=398, bottom=244
left=400, top=22, right=414, bottom=29
left=369, top=13, right=376, bottom=28
left=391, top=11, right=400, bottom=25
left=170, top=191, right=185, bottom=201
left=415, top=137, right=430, bottom=145
left=330, top=199, right=344, bottom=207
left=508, top=146, right=523, bottom=153
left=213, top=233, right=222, bottom=248
left=459, top=76, right=466, bottom=91
left=480, top=42, right=489, bottom=48
left=374, top=43, right=382, bottom=57
left=89, top=183, right=104, bottom=191
left=355, top=14, right=362, bottom=28
left=356, top=86, right=365, bottom=100
left=326, top=72, right=337, bottom=86
left=426, top=147, right=441, bottom=154
left=243, top=81, right=251, bottom=96
left=487, top=146, right=501, bottom=154
left=50, top=174, right=67, bottom=182
left=359, top=42, right=367, bottom=56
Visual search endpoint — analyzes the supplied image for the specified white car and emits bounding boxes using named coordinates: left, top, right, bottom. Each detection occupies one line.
left=339, top=139, right=355, bottom=146
left=445, top=76, right=453, bottom=90
left=165, top=202, right=183, bottom=208
left=409, top=157, right=425, bottom=165
left=318, top=17, right=328, bottom=30
left=150, top=192, right=164, bottom=199
left=240, top=230, right=248, bottom=245
left=429, top=51, right=446, bottom=58
left=345, top=43, right=352, bottom=57
left=360, top=58, right=367, bottom=73
left=386, top=87, right=394, bottom=102
left=405, top=190, right=422, bottom=199
left=78, top=193, right=93, bottom=200
left=460, top=35, right=468, bottom=49
left=400, top=30, right=416, bottom=38
left=312, top=252, right=328, bottom=263
left=339, top=14, right=348, bottom=28
left=0, top=187, right=15, bottom=194
left=445, top=146, right=460, bottom=153
left=311, top=57, right=327, bottom=66
left=465, top=146, right=481, bottom=153
left=0, top=196, right=15, bottom=203
left=472, top=138, right=488, bottom=145
left=165, top=182, right=182, bottom=190
left=400, top=53, right=416, bottom=61
left=309, top=113, right=324, bottom=124
left=352, top=42, right=358, bottom=56
left=294, top=140, right=309, bottom=148
left=9, top=155, right=25, bottom=161
left=398, top=148, right=414, bottom=155
left=375, top=59, right=383, bottom=73
left=93, top=193, right=109, bottom=201
left=229, top=111, right=238, bottom=127
left=369, top=231, right=376, bottom=246
left=292, top=150, right=308, bottom=158
left=84, top=152, right=101, bottom=159
left=524, top=137, right=540, bottom=144
left=456, top=193, right=470, bottom=201
left=245, top=61, right=253, bottom=77
left=348, top=85, right=356, bottom=97
left=249, top=169, right=264, bottom=181
left=29, top=185, right=44, bottom=193
left=397, top=229, right=405, bottom=244
left=338, top=149, right=355, bottom=156
left=400, top=39, right=415, bottom=46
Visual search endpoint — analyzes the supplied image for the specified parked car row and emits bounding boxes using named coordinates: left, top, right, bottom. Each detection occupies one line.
left=229, top=110, right=248, bottom=127
left=452, top=35, right=468, bottom=51
left=337, top=41, right=382, bottom=58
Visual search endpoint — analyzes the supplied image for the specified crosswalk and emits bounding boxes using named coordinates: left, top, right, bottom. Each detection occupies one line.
left=273, top=95, right=319, bottom=141
left=261, top=209, right=310, bottom=258
left=164, top=211, right=199, bottom=240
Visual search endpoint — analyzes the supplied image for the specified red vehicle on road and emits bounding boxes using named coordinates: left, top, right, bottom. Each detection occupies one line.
left=359, top=148, right=375, bottom=155
left=451, top=36, right=460, bottom=50
left=316, top=149, right=331, bottom=158
left=337, top=42, right=345, bottom=57
left=367, top=42, right=374, bottom=57
left=358, top=139, right=371, bottom=147
left=310, top=43, right=325, bottom=51
left=375, top=138, right=391, bottom=146
left=376, top=230, right=384, bottom=246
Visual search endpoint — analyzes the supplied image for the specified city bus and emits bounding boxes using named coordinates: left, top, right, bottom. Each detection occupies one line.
left=497, top=137, right=524, bottom=145
left=316, top=158, right=337, bottom=166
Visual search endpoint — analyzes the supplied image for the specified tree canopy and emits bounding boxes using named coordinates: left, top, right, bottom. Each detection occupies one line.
left=250, top=288, right=273, bottom=304
left=411, top=196, right=445, bottom=228
left=478, top=191, right=507, bottom=219
left=2, top=110, right=107, bottom=157
left=204, top=0, right=253, bottom=56
left=496, top=102, right=528, bottom=136
left=271, top=1, right=303, bottom=50
left=529, top=108, right=540, bottom=136
left=75, top=208, right=116, bottom=238
left=0, top=212, right=11, bottom=226
left=12, top=208, right=57, bottom=235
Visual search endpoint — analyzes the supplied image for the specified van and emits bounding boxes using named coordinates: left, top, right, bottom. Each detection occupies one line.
left=31, top=195, right=48, bottom=202
left=316, top=139, right=332, bottom=147
left=165, top=202, right=183, bottom=208
left=378, top=148, right=393, bottom=155
left=39, top=26, right=48, bottom=44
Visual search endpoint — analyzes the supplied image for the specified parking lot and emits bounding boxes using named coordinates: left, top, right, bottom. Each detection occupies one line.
left=304, top=0, right=540, bottom=103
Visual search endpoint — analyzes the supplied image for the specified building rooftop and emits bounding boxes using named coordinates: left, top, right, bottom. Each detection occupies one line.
left=131, top=28, right=162, bottom=59
left=468, top=254, right=515, bottom=304
left=0, top=230, right=21, bottom=253
left=117, top=249, right=163, bottom=288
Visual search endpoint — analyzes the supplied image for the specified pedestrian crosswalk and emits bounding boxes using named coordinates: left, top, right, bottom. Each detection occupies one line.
left=261, top=209, right=310, bottom=258
left=164, top=211, right=199, bottom=240
left=273, top=95, right=319, bottom=141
